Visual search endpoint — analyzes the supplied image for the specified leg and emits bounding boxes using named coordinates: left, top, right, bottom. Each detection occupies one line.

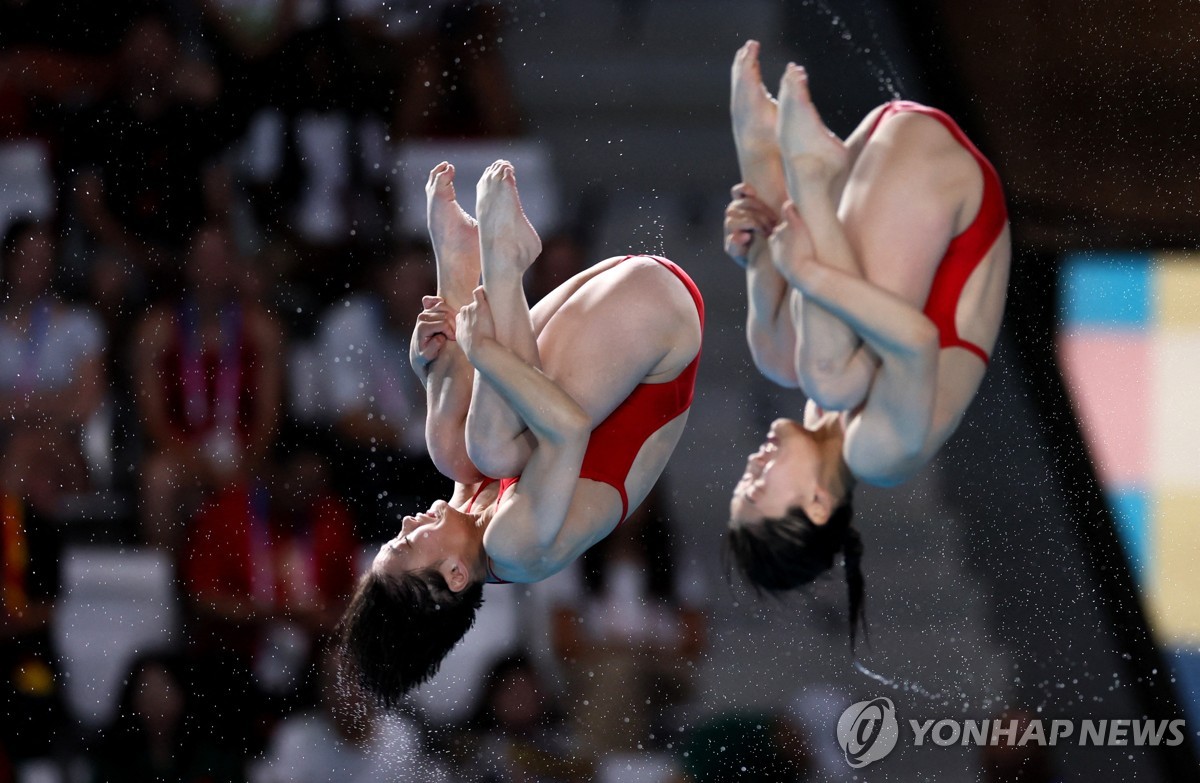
left=776, top=64, right=875, bottom=410
left=730, top=42, right=804, bottom=386
left=731, top=41, right=788, bottom=212
left=421, top=164, right=486, bottom=482
left=427, top=162, right=481, bottom=309
left=462, top=161, right=543, bottom=477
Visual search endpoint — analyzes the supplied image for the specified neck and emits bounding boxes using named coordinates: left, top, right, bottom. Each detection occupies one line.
left=813, top=418, right=854, bottom=501
left=467, top=507, right=494, bottom=582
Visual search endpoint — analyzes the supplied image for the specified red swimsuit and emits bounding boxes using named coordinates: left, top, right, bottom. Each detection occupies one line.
left=465, top=255, right=704, bottom=581
left=864, top=101, right=1007, bottom=364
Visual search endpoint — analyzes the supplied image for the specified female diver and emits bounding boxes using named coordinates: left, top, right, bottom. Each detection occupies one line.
left=339, top=161, right=703, bottom=704
left=723, top=41, right=1010, bottom=644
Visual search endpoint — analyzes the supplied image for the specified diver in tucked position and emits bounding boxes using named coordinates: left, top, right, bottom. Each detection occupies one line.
left=338, top=160, right=703, bottom=704
left=724, top=42, right=1010, bottom=644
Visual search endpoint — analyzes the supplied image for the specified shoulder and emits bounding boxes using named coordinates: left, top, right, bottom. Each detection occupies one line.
left=843, top=419, right=924, bottom=488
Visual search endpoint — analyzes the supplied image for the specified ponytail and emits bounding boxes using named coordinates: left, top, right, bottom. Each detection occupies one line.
left=842, top=525, right=868, bottom=653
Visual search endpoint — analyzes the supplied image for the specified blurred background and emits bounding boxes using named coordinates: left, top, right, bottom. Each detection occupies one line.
left=0, top=0, right=1197, bottom=781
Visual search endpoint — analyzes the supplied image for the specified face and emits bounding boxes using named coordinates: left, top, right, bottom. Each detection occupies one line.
left=371, top=500, right=476, bottom=592
left=730, top=418, right=833, bottom=525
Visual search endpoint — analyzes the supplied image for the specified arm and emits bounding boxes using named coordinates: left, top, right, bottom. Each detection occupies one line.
left=410, top=295, right=484, bottom=483
left=774, top=208, right=939, bottom=484
left=457, top=290, right=591, bottom=572
left=723, top=184, right=798, bottom=387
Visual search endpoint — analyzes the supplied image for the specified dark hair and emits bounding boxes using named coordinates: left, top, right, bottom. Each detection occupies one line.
left=337, top=568, right=484, bottom=708
left=726, top=503, right=867, bottom=651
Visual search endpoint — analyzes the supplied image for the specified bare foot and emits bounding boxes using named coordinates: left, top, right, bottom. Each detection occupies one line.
left=731, top=41, right=788, bottom=210
left=768, top=201, right=819, bottom=290
left=777, top=63, right=849, bottom=198
left=475, top=160, right=542, bottom=277
left=731, top=41, right=779, bottom=162
left=426, top=162, right=481, bottom=306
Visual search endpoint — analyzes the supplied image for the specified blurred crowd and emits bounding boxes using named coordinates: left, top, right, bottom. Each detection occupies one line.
left=0, top=2, right=732, bottom=782
left=0, top=2, right=1063, bottom=782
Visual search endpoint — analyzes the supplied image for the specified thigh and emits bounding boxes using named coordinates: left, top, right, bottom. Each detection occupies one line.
left=529, top=255, right=629, bottom=337
left=537, top=257, right=702, bottom=426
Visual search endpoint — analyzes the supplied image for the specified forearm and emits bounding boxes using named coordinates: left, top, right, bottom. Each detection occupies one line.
left=783, top=183, right=873, bottom=371
left=469, top=338, right=589, bottom=444
left=744, top=249, right=800, bottom=386
left=420, top=345, right=483, bottom=482
left=796, top=262, right=937, bottom=360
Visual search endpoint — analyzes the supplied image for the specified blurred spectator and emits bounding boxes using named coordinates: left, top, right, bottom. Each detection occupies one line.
left=83, top=245, right=148, bottom=495
left=389, top=1, right=522, bottom=139
left=1, top=219, right=106, bottom=512
left=70, top=6, right=230, bottom=288
left=199, top=0, right=315, bottom=125
left=253, top=641, right=451, bottom=783
left=678, top=711, right=811, bottom=783
left=182, top=441, right=358, bottom=701
left=550, top=487, right=706, bottom=755
left=132, top=222, right=283, bottom=549
left=90, top=650, right=246, bottom=783
left=0, top=0, right=145, bottom=140
left=980, top=709, right=1061, bottom=783
left=315, top=239, right=446, bottom=540
left=0, top=488, right=66, bottom=763
left=449, top=652, right=594, bottom=783
left=236, top=20, right=391, bottom=292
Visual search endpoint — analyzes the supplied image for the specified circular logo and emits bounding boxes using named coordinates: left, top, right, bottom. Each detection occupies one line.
left=836, top=697, right=899, bottom=768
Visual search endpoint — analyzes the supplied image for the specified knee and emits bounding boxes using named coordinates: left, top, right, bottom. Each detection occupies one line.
left=465, top=416, right=526, bottom=478
left=798, top=360, right=869, bottom=412
left=465, top=434, right=526, bottom=481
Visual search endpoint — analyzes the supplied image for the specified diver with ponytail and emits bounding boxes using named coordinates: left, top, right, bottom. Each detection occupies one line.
left=722, top=41, right=1008, bottom=647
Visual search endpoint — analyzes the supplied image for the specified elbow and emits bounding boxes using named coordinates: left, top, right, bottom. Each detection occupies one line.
left=902, top=315, right=940, bottom=358
left=532, top=399, right=591, bottom=448
left=553, top=403, right=592, bottom=444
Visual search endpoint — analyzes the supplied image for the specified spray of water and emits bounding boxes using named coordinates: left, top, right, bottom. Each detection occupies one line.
left=802, top=0, right=905, bottom=99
